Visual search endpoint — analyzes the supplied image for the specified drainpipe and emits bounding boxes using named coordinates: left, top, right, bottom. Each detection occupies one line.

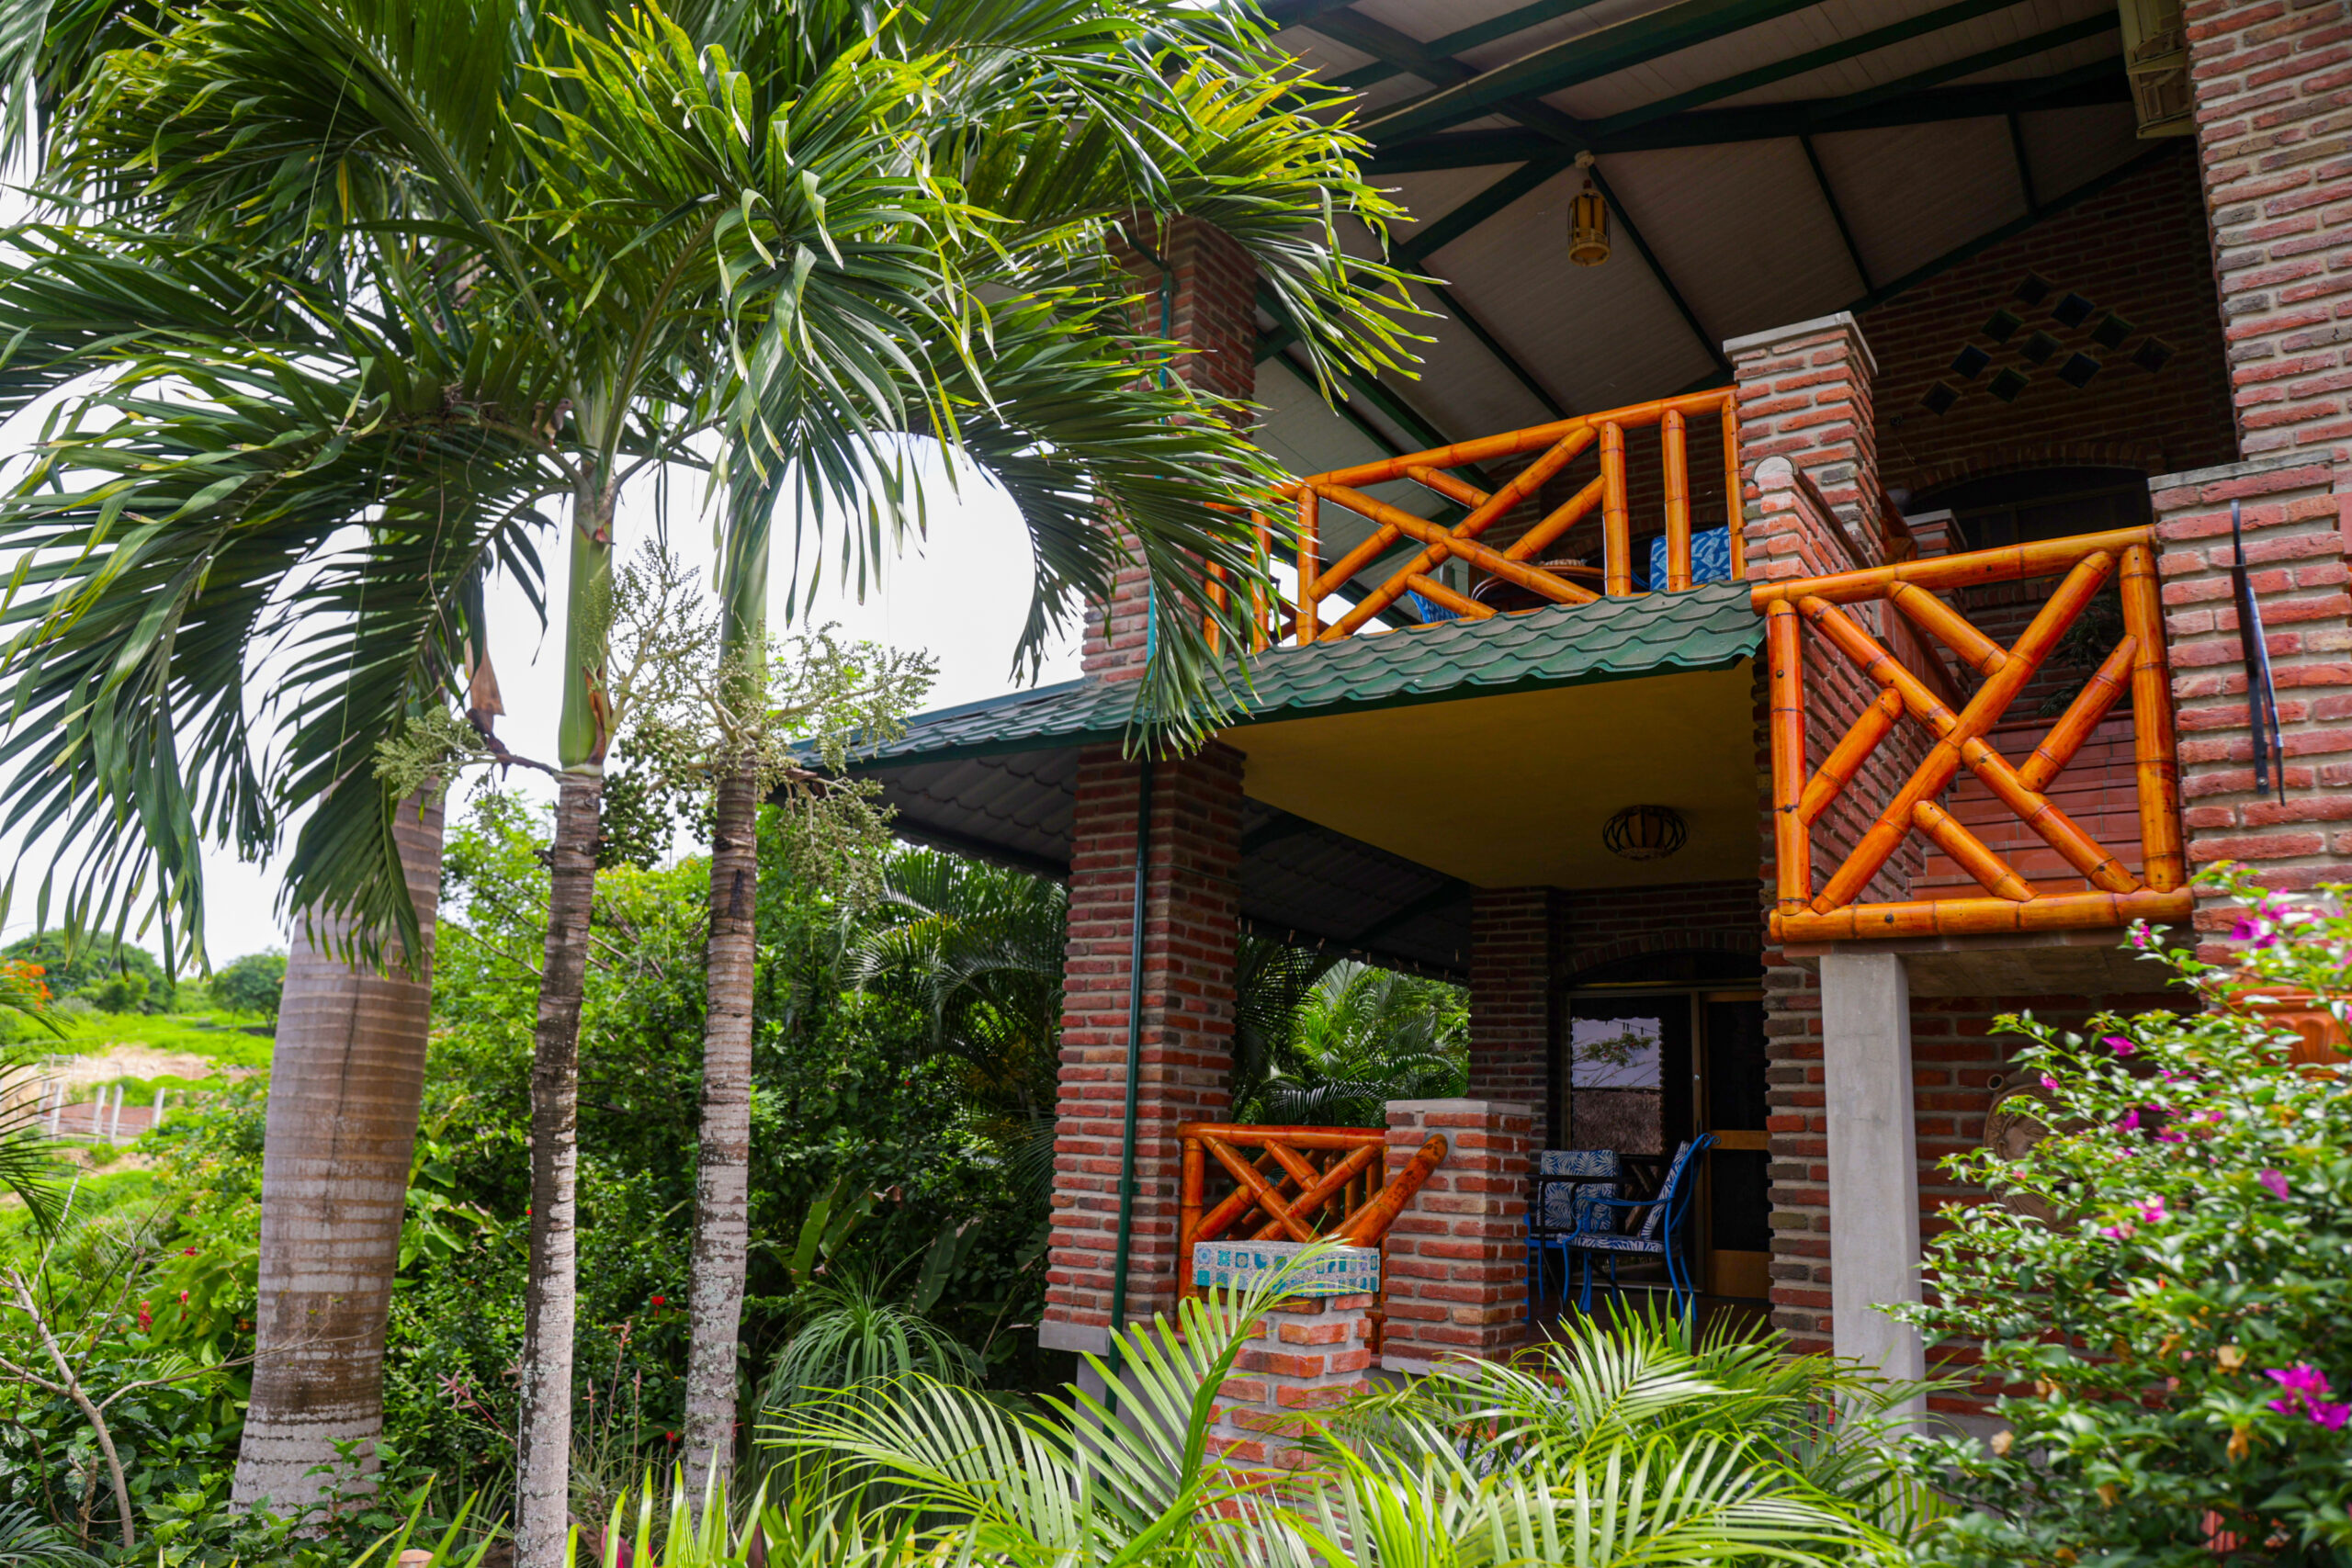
left=1102, top=222, right=1179, bottom=1384
left=1102, top=750, right=1155, bottom=1387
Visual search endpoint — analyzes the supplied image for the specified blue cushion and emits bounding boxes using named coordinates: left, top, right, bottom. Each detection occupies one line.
left=1534, top=1149, right=1622, bottom=1235
left=1405, top=590, right=1458, bottom=623
left=1640, top=1139, right=1705, bottom=1240
left=1647, top=525, right=1734, bottom=591
left=1568, top=1231, right=1665, bottom=1255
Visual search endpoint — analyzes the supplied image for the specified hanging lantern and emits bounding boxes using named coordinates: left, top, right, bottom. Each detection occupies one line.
left=1602, top=804, right=1686, bottom=861
left=1568, top=151, right=1610, bottom=268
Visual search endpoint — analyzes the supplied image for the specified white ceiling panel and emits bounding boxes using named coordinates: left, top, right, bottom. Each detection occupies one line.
left=1813, top=117, right=2024, bottom=284
left=2018, top=103, right=2144, bottom=198
left=1420, top=166, right=1723, bottom=413
left=1596, top=141, right=1868, bottom=334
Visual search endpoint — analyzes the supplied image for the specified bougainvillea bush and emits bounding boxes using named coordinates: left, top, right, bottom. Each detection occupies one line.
left=1899, top=873, right=2352, bottom=1566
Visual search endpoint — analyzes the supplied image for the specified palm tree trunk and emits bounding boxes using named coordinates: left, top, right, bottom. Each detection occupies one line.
left=514, top=770, right=602, bottom=1567
left=232, top=794, right=444, bottom=1512
left=681, top=757, right=760, bottom=1486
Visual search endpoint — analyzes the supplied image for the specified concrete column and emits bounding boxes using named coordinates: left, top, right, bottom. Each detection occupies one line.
left=1819, top=953, right=1925, bottom=1407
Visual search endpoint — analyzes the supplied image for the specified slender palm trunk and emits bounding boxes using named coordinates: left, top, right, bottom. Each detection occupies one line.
left=681, top=758, right=760, bottom=1485
left=232, top=794, right=444, bottom=1511
left=514, top=771, right=602, bottom=1565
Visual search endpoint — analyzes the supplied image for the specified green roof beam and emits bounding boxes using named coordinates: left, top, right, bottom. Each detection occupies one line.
left=1812, top=12, right=2118, bottom=125
left=1363, top=0, right=1831, bottom=144
left=1329, top=0, right=1612, bottom=91
left=1366, top=65, right=2128, bottom=167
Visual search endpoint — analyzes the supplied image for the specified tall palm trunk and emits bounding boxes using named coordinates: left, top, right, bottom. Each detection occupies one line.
left=514, top=770, right=600, bottom=1561
left=232, top=793, right=444, bottom=1510
left=514, top=494, right=614, bottom=1568
left=680, top=757, right=759, bottom=1485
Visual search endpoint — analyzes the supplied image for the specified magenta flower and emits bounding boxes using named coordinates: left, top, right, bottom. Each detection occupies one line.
left=2314, top=1403, right=2352, bottom=1431
left=2116, top=1109, right=2142, bottom=1132
left=2157, top=1130, right=2185, bottom=1143
left=2104, top=1035, right=2136, bottom=1056
left=2261, top=1169, right=2291, bottom=1199
left=2138, top=1198, right=2169, bottom=1224
left=2265, top=1364, right=2351, bottom=1427
left=2041, top=1074, right=2061, bottom=1091
left=2100, top=1222, right=2137, bottom=1240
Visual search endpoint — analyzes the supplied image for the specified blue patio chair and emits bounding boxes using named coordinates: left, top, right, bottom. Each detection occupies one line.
left=1566, top=1134, right=1716, bottom=1318
left=1526, top=1149, right=1619, bottom=1325
left=1647, top=525, right=1734, bottom=590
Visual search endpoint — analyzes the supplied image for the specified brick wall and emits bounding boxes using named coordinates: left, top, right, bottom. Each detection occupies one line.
left=1043, top=744, right=1245, bottom=1348
left=1863, top=148, right=2234, bottom=497
left=2151, top=455, right=2352, bottom=949
left=1467, top=887, right=1555, bottom=1108
left=2186, top=0, right=2352, bottom=459
left=1379, top=1100, right=1535, bottom=1369
left=1082, top=217, right=1259, bottom=681
left=1207, top=1295, right=1375, bottom=1470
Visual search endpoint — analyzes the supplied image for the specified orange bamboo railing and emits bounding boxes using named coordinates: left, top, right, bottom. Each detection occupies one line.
left=1216, top=389, right=1738, bottom=647
left=1176, top=1122, right=1449, bottom=1342
left=1758, top=527, right=2189, bottom=942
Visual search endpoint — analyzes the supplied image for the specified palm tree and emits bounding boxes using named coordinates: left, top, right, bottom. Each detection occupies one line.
left=755, top=1257, right=1906, bottom=1568
left=1232, top=954, right=1468, bottom=1127
left=1, top=0, right=1418, bottom=1550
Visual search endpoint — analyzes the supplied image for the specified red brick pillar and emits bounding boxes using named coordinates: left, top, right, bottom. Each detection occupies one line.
left=1081, top=217, right=1259, bottom=682
left=2185, top=0, right=2352, bottom=459
left=2149, top=457, right=2352, bottom=952
left=1377, top=1099, right=1536, bottom=1371
left=1040, top=744, right=1245, bottom=1356
left=1725, top=312, right=1883, bottom=577
left=1466, top=888, right=1555, bottom=1122
left=1207, top=1295, right=1375, bottom=1471
left=2152, top=2, right=2352, bottom=949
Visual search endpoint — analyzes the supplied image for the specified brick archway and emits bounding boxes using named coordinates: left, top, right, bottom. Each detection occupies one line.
left=1896, top=441, right=2165, bottom=503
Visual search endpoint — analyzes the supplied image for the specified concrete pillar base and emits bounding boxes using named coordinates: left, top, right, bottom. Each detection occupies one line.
left=1820, top=952, right=1927, bottom=1418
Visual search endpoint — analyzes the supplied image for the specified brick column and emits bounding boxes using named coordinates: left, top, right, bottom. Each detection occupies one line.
left=1041, top=744, right=1246, bottom=1354
left=2150, top=455, right=2352, bottom=952
left=1206, top=1295, right=1375, bottom=1471
left=1726, top=312, right=1883, bottom=571
left=1466, top=888, right=1555, bottom=1125
left=1082, top=217, right=1259, bottom=682
left=1377, top=1099, right=1535, bottom=1371
left=2186, top=0, right=2352, bottom=459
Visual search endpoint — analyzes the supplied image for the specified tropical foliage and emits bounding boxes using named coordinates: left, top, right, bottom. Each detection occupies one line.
left=1232, top=951, right=1467, bottom=1126
left=1898, top=871, right=2352, bottom=1565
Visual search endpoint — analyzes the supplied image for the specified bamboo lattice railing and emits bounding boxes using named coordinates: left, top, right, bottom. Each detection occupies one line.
left=1175, top=1122, right=1448, bottom=1339
left=1758, top=526, right=2189, bottom=942
left=1209, top=389, right=1738, bottom=649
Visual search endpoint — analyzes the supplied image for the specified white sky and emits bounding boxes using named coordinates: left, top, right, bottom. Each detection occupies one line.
left=0, top=458, right=1080, bottom=971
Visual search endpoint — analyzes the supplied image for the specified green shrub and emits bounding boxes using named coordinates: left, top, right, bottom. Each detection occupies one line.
left=204, top=953, right=286, bottom=1021
left=1899, top=872, right=2352, bottom=1564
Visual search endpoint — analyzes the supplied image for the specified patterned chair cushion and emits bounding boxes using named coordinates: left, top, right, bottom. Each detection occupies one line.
left=1534, top=1149, right=1622, bottom=1235
left=1567, top=1230, right=1665, bottom=1255
left=1639, top=1139, right=1705, bottom=1240
left=1647, top=525, right=1735, bottom=591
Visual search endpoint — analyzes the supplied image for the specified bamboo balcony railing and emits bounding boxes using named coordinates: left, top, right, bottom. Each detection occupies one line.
left=1758, top=527, right=2189, bottom=942
left=1209, top=388, right=1739, bottom=650
left=1176, top=1122, right=1449, bottom=1342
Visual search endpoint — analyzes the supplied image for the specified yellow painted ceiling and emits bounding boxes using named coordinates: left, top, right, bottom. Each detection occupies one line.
left=1220, top=661, right=1761, bottom=890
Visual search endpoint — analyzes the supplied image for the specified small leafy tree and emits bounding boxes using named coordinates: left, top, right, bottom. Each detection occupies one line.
left=208, top=952, right=288, bottom=1020
left=1899, top=871, right=2352, bottom=1566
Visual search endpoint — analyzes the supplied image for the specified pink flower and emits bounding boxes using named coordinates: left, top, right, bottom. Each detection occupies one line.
left=2261, top=1169, right=2290, bottom=1200
left=2157, top=1130, right=2186, bottom=1143
left=2116, top=1109, right=2142, bottom=1132
left=136, top=1302, right=152, bottom=1332
left=2041, top=1075, right=2061, bottom=1090
left=2104, top=1035, right=2136, bottom=1056
left=2101, top=1222, right=2138, bottom=1240
left=2138, top=1198, right=2170, bottom=1224
left=2265, top=1365, right=2350, bottom=1428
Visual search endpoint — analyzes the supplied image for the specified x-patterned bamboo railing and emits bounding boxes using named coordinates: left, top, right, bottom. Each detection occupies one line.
left=1211, top=389, right=1738, bottom=648
left=1176, top=1122, right=1449, bottom=1342
left=1757, top=527, right=2189, bottom=942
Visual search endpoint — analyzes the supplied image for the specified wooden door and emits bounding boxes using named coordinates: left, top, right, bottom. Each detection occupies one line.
left=1697, top=990, right=1770, bottom=1300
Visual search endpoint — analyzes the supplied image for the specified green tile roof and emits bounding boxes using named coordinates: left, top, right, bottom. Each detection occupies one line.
left=854, top=582, right=1760, bottom=767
